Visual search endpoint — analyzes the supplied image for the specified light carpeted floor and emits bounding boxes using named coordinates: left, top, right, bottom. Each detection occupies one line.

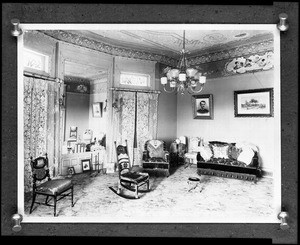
left=24, top=165, right=275, bottom=222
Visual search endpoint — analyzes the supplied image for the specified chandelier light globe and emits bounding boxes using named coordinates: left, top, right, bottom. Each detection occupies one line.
left=170, top=81, right=176, bottom=88
left=179, top=73, right=186, bottom=82
left=199, top=75, right=207, bottom=84
left=161, top=76, right=168, bottom=85
left=186, top=68, right=198, bottom=78
left=191, top=80, right=197, bottom=87
left=160, top=30, right=207, bottom=95
left=170, top=69, right=180, bottom=78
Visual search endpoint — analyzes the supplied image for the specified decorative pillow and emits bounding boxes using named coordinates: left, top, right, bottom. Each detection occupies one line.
left=147, top=141, right=165, bottom=158
left=211, top=145, right=229, bottom=159
left=189, top=137, right=201, bottom=152
left=237, top=147, right=254, bottom=165
left=199, top=145, right=213, bottom=161
left=228, top=144, right=242, bottom=160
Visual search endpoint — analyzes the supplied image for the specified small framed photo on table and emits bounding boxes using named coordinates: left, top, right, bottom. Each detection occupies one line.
left=81, top=159, right=91, bottom=172
left=67, top=166, right=75, bottom=175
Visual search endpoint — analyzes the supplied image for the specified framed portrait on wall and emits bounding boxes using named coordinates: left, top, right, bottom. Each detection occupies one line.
left=92, top=102, right=103, bottom=118
left=192, top=94, right=213, bottom=119
left=69, top=126, right=78, bottom=141
left=234, top=88, right=274, bottom=117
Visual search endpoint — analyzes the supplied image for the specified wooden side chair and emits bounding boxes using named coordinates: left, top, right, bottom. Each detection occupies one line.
left=114, top=140, right=150, bottom=199
left=29, top=153, right=74, bottom=216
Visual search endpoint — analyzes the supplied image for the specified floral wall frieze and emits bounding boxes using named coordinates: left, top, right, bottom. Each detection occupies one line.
left=188, top=39, right=273, bottom=65
left=161, top=50, right=274, bottom=79
left=40, top=30, right=178, bottom=67
left=64, top=76, right=91, bottom=94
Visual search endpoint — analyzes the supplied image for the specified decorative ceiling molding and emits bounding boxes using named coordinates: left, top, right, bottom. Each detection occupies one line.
left=39, top=30, right=274, bottom=76
left=40, top=30, right=177, bottom=67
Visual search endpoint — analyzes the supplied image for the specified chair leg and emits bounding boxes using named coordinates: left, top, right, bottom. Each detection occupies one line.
left=135, top=185, right=138, bottom=199
left=117, top=181, right=121, bottom=194
left=29, top=192, right=36, bottom=214
left=53, top=195, right=57, bottom=217
left=166, top=169, right=170, bottom=177
left=147, top=180, right=150, bottom=191
left=71, top=186, right=74, bottom=207
left=45, top=196, right=49, bottom=205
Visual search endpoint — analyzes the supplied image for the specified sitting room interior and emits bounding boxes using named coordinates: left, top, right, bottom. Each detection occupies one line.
left=21, top=26, right=280, bottom=222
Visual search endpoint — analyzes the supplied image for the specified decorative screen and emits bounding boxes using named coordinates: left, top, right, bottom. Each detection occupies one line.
left=120, top=72, right=150, bottom=87
left=23, top=48, right=49, bottom=73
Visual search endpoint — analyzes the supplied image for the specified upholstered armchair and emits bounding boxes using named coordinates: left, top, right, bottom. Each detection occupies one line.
left=142, top=139, right=170, bottom=177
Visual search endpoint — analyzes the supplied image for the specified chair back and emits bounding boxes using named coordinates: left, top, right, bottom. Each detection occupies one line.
left=188, top=137, right=201, bottom=153
left=114, top=141, right=131, bottom=176
left=30, top=154, right=51, bottom=187
left=144, top=139, right=166, bottom=158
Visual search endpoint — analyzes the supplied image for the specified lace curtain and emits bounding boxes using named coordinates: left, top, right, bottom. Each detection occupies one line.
left=110, top=90, right=159, bottom=167
left=23, top=76, right=61, bottom=192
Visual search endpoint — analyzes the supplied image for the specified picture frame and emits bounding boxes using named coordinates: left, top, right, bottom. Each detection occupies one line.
left=234, top=88, right=274, bottom=117
left=81, top=159, right=91, bottom=172
left=92, top=102, right=103, bottom=118
left=69, top=126, right=78, bottom=141
left=192, top=94, right=213, bottom=119
left=67, top=166, right=75, bottom=175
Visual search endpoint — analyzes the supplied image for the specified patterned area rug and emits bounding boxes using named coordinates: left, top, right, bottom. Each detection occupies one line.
left=24, top=165, right=274, bottom=222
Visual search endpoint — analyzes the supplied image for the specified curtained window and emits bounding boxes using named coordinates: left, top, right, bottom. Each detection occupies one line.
left=110, top=89, right=159, bottom=167
left=23, top=76, right=61, bottom=192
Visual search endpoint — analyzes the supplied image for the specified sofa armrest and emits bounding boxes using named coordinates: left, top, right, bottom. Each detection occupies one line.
left=196, top=152, right=205, bottom=162
left=248, top=151, right=260, bottom=168
left=164, top=151, right=170, bottom=162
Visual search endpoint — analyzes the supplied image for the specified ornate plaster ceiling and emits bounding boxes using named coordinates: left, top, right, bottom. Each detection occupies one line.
left=64, top=60, right=107, bottom=80
left=46, top=28, right=273, bottom=81
left=71, top=29, right=273, bottom=59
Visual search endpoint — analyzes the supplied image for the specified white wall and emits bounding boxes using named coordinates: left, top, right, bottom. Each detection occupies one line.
left=89, top=78, right=108, bottom=141
left=177, top=70, right=279, bottom=173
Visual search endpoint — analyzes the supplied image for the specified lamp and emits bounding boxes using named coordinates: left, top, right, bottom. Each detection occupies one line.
left=161, top=30, right=207, bottom=95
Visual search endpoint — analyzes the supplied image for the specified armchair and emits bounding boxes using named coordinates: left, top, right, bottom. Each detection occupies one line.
left=142, top=139, right=170, bottom=177
left=29, top=153, right=74, bottom=216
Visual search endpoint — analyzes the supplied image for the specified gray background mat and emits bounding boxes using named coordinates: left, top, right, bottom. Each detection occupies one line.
left=1, top=3, right=298, bottom=243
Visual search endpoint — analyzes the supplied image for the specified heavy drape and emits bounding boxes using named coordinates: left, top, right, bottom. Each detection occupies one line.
left=23, top=76, right=61, bottom=192
left=110, top=90, right=159, bottom=168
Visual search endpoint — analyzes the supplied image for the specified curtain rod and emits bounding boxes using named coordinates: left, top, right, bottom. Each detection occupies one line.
left=23, top=71, right=62, bottom=83
left=110, top=87, right=161, bottom=94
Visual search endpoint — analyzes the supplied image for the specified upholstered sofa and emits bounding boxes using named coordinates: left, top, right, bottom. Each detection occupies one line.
left=196, top=141, right=262, bottom=182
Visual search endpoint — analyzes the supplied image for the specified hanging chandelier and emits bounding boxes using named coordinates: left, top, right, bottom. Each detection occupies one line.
left=160, top=30, right=207, bottom=95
